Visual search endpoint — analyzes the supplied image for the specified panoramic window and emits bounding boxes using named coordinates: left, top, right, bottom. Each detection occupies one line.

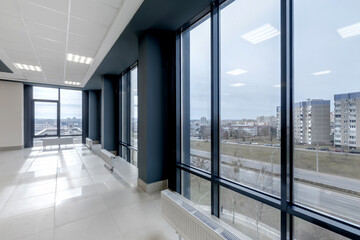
left=33, top=86, right=82, bottom=145
left=119, top=65, right=138, bottom=167
left=60, top=89, right=82, bottom=136
left=220, top=0, right=281, bottom=196
left=293, top=0, right=360, bottom=226
left=130, top=66, right=138, bottom=166
left=176, top=0, right=359, bottom=239
left=181, top=15, right=211, bottom=172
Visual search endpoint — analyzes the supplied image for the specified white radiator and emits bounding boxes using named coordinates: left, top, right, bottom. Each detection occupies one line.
left=161, top=190, right=247, bottom=240
left=100, top=149, right=115, bottom=171
left=85, top=138, right=93, bottom=149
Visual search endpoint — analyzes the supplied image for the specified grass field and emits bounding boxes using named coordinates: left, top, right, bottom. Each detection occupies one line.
left=190, top=140, right=360, bottom=180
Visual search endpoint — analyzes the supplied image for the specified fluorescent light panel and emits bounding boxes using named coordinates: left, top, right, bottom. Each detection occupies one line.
left=67, top=53, right=93, bottom=65
left=64, top=81, right=81, bottom=86
left=14, top=63, right=41, bottom=72
left=241, top=24, right=280, bottom=44
left=231, top=83, right=246, bottom=87
left=313, top=70, right=331, bottom=76
left=227, top=68, right=247, bottom=76
left=337, top=22, right=360, bottom=39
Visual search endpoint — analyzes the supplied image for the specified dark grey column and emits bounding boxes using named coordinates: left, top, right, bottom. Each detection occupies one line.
left=24, top=85, right=33, bottom=148
left=88, top=90, right=101, bottom=141
left=82, top=91, right=89, bottom=144
left=101, top=75, right=117, bottom=152
left=138, top=30, right=175, bottom=187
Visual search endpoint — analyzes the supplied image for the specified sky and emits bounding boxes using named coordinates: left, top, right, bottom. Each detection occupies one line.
left=34, top=87, right=82, bottom=119
left=187, top=0, right=360, bottom=120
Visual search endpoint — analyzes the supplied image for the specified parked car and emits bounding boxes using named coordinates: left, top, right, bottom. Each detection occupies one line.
left=349, top=150, right=360, bottom=154
left=334, top=149, right=344, bottom=152
left=306, top=147, right=316, bottom=150
left=264, top=144, right=273, bottom=146
left=274, top=144, right=280, bottom=147
left=320, top=148, right=329, bottom=151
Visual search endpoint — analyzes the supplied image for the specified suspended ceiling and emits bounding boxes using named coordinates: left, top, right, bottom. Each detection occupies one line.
left=0, top=0, right=143, bottom=87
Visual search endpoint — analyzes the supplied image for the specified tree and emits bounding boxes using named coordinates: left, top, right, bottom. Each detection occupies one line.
left=231, top=160, right=242, bottom=223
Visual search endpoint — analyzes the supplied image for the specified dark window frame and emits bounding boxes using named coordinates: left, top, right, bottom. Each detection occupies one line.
left=174, top=0, right=360, bottom=239
left=32, top=87, right=83, bottom=140
left=118, top=62, right=138, bottom=164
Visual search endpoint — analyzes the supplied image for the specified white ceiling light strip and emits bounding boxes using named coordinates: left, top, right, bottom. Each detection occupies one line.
left=337, top=22, right=360, bottom=39
left=67, top=53, right=93, bottom=65
left=241, top=24, right=280, bottom=44
left=64, top=81, right=81, bottom=86
left=14, top=63, right=42, bottom=72
left=14, top=0, right=47, bottom=81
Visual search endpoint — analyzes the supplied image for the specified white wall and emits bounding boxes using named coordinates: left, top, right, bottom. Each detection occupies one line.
left=0, top=81, right=23, bottom=148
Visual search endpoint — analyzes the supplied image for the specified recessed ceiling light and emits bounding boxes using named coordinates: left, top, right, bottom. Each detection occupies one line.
left=273, top=84, right=281, bottom=88
left=67, top=53, right=93, bottom=65
left=241, top=23, right=280, bottom=44
left=231, top=83, right=246, bottom=87
left=312, top=70, right=331, bottom=76
left=64, top=81, right=81, bottom=86
left=14, top=63, right=42, bottom=72
left=226, top=68, right=247, bottom=76
left=337, top=22, right=360, bottom=39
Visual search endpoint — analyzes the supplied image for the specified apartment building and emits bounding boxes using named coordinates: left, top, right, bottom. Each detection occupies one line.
left=277, top=99, right=330, bottom=145
left=334, top=92, right=360, bottom=149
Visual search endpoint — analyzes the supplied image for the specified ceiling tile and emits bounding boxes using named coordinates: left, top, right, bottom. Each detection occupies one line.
left=68, top=33, right=102, bottom=50
left=27, top=22, right=66, bottom=43
left=94, top=0, right=124, bottom=9
left=67, top=44, right=97, bottom=58
left=21, top=1, right=68, bottom=31
left=0, top=27, right=28, bottom=44
left=24, top=0, right=69, bottom=15
left=0, top=39, right=33, bottom=54
left=69, top=16, right=108, bottom=40
left=32, top=37, right=66, bottom=52
left=71, top=0, right=117, bottom=27
left=0, top=14, right=25, bottom=33
left=0, top=1, right=21, bottom=18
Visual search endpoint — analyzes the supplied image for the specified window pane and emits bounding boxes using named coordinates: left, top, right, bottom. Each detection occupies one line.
left=181, top=171, right=210, bottom=212
left=294, top=217, right=349, bottom=240
left=130, top=67, right=138, bottom=149
left=34, top=102, right=58, bottom=136
left=60, top=89, right=82, bottom=135
left=33, top=87, right=58, bottom=100
left=220, top=187, right=280, bottom=240
left=294, top=0, right=360, bottom=225
left=181, top=15, right=211, bottom=172
left=219, top=0, right=281, bottom=196
left=121, top=74, right=129, bottom=145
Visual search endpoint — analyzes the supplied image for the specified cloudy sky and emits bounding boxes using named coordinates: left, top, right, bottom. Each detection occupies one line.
left=187, top=0, right=360, bottom=120
left=34, top=87, right=82, bottom=119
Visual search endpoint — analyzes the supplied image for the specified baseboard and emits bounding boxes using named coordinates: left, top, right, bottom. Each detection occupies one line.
left=138, top=178, right=168, bottom=194
left=0, top=145, right=24, bottom=151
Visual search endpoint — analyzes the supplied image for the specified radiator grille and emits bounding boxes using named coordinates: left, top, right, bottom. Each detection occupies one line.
left=161, top=190, right=246, bottom=240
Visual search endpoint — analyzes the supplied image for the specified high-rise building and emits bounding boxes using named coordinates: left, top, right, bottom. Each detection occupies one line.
left=334, top=92, right=360, bottom=149
left=277, top=99, right=330, bottom=145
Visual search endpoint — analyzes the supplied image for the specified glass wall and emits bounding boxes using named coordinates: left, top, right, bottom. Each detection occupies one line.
left=220, top=0, right=280, bottom=196
left=176, top=0, right=360, bottom=239
left=119, top=65, right=138, bottom=166
left=60, top=89, right=82, bottom=136
left=293, top=0, right=360, bottom=226
left=181, top=15, right=212, bottom=172
left=33, top=86, right=82, bottom=146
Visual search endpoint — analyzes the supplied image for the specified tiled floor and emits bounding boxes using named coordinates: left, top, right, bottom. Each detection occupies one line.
left=0, top=144, right=178, bottom=240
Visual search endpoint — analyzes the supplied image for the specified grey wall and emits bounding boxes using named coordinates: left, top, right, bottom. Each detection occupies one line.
left=138, top=30, right=175, bottom=184
left=88, top=90, right=101, bottom=141
left=101, top=76, right=117, bottom=152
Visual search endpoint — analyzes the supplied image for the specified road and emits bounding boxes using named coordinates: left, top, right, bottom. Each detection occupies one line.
left=191, top=149, right=360, bottom=193
left=190, top=149, right=360, bottom=225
